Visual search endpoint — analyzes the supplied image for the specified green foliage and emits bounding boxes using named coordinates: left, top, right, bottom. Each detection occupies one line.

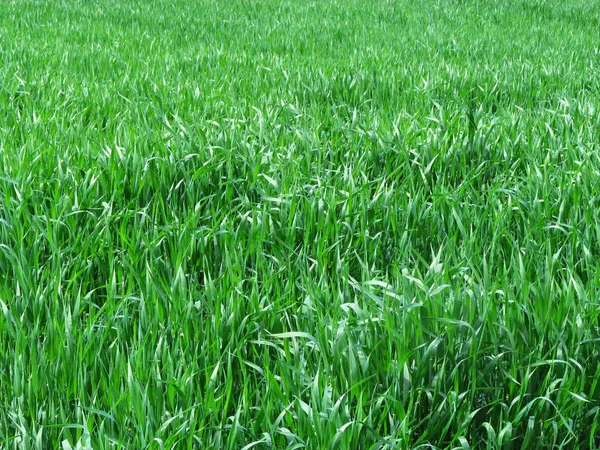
left=1, top=0, right=600, bottom=448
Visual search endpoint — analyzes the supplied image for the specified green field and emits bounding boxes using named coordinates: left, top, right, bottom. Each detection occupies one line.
left=1, top=0, right=600, bottom=448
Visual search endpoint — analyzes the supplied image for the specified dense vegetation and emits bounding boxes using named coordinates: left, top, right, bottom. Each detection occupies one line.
left=1, top=0, right=600, bottom=448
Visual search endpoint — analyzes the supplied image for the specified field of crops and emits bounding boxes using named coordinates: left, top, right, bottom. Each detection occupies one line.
left=1, top=0, right=600, bottom=448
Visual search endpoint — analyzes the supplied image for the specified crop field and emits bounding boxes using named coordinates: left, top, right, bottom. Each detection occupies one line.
left=1, top=0, right=600, bottom=448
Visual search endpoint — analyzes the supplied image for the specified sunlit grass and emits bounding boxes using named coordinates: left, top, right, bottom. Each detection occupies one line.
left=1, top=0, right=600, bottom=448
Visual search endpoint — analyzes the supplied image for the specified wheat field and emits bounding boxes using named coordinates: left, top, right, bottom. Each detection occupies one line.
left=1, top=0, right=600, bottom=448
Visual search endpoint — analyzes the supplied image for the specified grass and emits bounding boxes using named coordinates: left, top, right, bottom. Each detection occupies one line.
left=1, top=0, right=600, bottom=448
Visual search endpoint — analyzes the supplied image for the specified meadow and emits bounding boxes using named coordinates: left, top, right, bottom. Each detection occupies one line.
left=1, top=0, right=600, bottom=448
